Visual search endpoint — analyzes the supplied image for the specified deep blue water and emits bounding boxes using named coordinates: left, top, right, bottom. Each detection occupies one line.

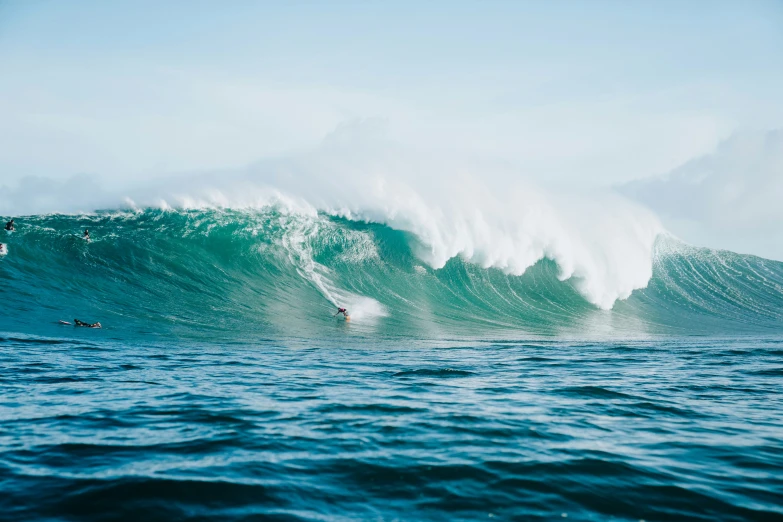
left=2, top=335, right=782, bottom=521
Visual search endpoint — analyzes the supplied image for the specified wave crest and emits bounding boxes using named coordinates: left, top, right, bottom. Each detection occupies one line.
left=1, top=208, right=781, bottom=339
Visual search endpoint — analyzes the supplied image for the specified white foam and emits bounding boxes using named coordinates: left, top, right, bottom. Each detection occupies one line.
left=229, top=137, right=665, bottom=309
left=277, top=214, right=388, bottom=321
left=4, top=126, right=665, bottom=309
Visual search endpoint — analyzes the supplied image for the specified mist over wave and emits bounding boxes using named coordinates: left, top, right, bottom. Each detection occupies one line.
left=3, top=122, right=665, bottom=311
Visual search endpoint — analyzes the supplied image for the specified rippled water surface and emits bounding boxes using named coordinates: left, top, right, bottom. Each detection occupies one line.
left=1, top=335, right=782, bottom=521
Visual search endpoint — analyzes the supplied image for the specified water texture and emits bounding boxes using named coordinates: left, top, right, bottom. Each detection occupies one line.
left=1, top=337, right=782, bottom=521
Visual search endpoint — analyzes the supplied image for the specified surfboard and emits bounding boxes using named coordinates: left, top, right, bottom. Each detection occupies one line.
left=62, top=320, right=102, bottom=328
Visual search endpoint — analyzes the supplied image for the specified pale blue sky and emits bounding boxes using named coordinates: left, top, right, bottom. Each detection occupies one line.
left=1, top=0, right=782, bottom=188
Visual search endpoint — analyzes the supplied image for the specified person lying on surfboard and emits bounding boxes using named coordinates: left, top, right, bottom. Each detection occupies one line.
left=74, top=319, right=101, bottom=328
left=4, top=219, right=14, bottom=231
left=334, top=307, right=349, bottom=318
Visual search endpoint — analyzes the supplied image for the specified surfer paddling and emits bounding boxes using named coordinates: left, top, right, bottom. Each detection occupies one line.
left=74, top=319, right=101, bottom=328
left=83, top=229, right=90, bottom=240
left=4, top=219, right=14, bottom=231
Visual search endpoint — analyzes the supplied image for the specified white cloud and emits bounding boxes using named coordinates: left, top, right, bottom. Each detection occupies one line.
left=619, top=130, right=783, bottom=260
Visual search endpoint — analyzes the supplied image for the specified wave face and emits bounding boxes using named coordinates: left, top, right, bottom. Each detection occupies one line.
left=1, top=208, right=782, bottom=340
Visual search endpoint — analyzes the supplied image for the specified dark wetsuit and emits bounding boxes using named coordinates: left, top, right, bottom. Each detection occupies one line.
left=5, top=221, right=13, bottom=231
left=74, top=319, right=100, bottom=328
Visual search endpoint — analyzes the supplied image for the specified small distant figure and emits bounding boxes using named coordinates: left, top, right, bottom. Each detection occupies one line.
left=83, top=229, right=90, bottom=241
left=4, top=219, right=14, bottom=231
left=0, top=243, right=7, bottom=256
left=334, top=307, right=350, bottom=318
left=74, top=319, right=101, bottom=328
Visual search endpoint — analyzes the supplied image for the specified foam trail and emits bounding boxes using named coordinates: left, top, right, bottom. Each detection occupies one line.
left=278, top=213, right=387, bottom=321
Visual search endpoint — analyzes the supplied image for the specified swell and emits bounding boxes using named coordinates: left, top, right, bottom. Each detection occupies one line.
left=0, top=208, right=781, bottom=339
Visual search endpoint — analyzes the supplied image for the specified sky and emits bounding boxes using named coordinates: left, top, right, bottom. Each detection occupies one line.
left=619, top=129, right=783, bottom=261
left=1, top=0, right=782, bottom=257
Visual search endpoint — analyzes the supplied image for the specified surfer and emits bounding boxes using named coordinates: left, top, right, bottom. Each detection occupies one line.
left=4, top=219, right=14, bottom=231
left=83, top=229, right=90, bottom=240
left=74, top=319, right=101, bottom=328
left=0, top=243, right=6, bottom=255
left=334, top=307, right=350, bottom=318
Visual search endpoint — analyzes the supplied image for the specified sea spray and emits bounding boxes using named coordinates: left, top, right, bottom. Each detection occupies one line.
left=3, top=132, right=664, bottom=308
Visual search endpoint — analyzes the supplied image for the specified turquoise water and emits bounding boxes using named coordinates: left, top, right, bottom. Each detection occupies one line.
left=1, top=209, right=782, bottom=521
left=1, top=209, right=781, bottom=339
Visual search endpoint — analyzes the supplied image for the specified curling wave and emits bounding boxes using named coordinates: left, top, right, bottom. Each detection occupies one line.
left=0, top=207, right=781, bottom=340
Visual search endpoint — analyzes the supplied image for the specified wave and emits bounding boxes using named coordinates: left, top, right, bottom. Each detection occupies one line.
left=3, top=127, right=667, bottom=310
left=0, top=207, right=781, bottom=339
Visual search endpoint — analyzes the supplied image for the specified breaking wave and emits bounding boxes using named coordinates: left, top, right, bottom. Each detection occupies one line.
left=1, top=205, right=780, bottom=340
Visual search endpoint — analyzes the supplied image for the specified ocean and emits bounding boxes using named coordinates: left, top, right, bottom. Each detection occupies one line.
left=1, top=208, right=782, bottom=521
